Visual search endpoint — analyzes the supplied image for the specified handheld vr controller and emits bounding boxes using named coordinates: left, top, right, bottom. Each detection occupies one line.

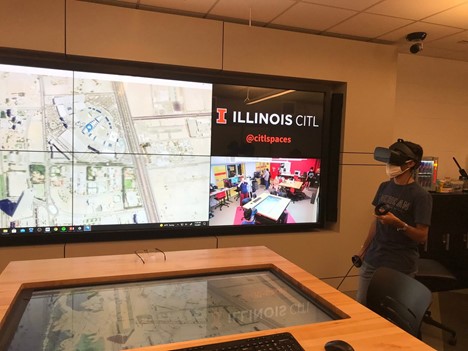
left=336, top=255, right=363, bottom=290
left=374, top=203, right=390, bottom=215
left=351, top=255, right=362, bottom=268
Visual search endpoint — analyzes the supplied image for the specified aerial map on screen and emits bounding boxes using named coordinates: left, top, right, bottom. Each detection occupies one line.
left=0, top=64, right=212, bottom=231
left=6, top=271, right=337, bottom=351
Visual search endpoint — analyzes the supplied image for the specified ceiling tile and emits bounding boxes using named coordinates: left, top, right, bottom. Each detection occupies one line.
left=301, top=0, right=382, bottom=12
left=424, top=2, right=468, bottom=29
left=82, top=0, right=468, bottom=61
left=329, top=12, right=413, bottom=38
left=112, top=0, right=138, bottom=4
left=427, top=30, right=468, bottom=51
left=139, top=0, right=217, bottom=14
left=378, top=22, right=465, bottom=42
left=367, top=0, right=468, bottom=20
left=210, top=0, right=296, bottom=23
left=272, top=2, right=357, bottom=31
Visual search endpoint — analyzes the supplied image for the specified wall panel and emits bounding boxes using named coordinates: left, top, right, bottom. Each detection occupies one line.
left=0, top=0, right=65, bottom=53
left=65, top=0, right=223, bottom=69
left=395, top=54, right=468, bottom=179
left=65, top=237, right=218, bottom=258
left=0, top=245, right=64, bottom=272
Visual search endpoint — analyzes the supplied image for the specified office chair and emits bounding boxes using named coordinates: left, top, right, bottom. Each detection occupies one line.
left=214, top=191, right=229, bottom=211
left=284, top=184, right=304, bottom=202
left=367, top=266, right=432, bottom=338
left=241, top=197, right=251, bottom=206
left=294, top=182, right=307, bottom=200
left=415, top=258, right=458, bottom=345
left=285, top=187, right=299, bottom=203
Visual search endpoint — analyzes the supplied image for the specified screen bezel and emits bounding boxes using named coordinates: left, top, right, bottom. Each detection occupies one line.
left=0, top=49, right=343, bottom=246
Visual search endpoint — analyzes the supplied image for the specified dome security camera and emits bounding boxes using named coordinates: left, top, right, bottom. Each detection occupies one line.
left=406, top=32, right=427, bottom=54
left=410, top=42, right=423, bottom=54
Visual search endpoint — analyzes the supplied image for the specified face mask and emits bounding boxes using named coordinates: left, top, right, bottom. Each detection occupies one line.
left=386, top=164, right=408, bottom=178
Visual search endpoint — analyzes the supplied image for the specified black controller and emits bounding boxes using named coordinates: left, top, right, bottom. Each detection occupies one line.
left=374, top=203, right=390, bottom=215
left=351, top=255, right=362, bottom=268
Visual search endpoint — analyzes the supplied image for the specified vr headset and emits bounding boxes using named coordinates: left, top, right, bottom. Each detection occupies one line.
left=374, top=139, right=419, bottom=166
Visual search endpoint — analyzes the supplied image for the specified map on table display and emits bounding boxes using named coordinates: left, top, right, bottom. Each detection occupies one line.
left=0, top=64, right=212, bottom=229
left=6, top=271, right=337, bottom=351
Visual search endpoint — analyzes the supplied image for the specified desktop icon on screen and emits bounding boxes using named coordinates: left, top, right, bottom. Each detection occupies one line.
left=84, top=225, right=91, bottom=232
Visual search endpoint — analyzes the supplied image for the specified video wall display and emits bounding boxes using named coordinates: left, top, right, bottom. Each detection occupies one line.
left=0, top=62, right=331, bottom=243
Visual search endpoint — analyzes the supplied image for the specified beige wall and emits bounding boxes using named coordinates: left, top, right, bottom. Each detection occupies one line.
left=1, top=1, right=467, bottom=292
left=394, top=54, right=468, bottom=179
left=0, top=0, right=65, bottom=53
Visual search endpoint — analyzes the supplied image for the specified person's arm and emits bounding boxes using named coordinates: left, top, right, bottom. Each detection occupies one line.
left=357, top=218, right=377, bottom=259
left=375, top=211, right=429, bottom=243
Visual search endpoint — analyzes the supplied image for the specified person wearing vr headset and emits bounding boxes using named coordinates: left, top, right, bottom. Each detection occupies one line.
left=355, top=139, right=433, bottom=305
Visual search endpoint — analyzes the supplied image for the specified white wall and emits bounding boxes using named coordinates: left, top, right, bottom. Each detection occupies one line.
left=1, top=0, right=467, bottom=292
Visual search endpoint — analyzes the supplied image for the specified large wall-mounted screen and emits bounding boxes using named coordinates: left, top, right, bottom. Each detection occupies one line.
left=0, top=61, right=336, bottom=244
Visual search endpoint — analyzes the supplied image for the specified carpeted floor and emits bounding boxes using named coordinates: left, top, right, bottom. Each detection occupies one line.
left=421, top=289, right=468, bottom=350
left=438, top=290, right=468, bottom=349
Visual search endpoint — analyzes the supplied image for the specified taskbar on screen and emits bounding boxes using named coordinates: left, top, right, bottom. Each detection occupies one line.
left=0, top=221, right=209, bottom=236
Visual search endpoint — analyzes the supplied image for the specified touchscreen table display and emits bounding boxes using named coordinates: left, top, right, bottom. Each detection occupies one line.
left=4, top=270, right=340, bottom=351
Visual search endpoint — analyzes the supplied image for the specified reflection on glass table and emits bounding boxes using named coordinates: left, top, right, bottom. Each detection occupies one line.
left=5, top=270, right=341, bottom=351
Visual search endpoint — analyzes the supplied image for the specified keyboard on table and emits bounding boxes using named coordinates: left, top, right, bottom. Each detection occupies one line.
left=170, top=332, right=305, bottom=351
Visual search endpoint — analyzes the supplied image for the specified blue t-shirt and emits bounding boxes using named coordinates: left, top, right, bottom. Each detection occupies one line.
left=238, top=182, right=249, bottom=194
left=241, top=219, right=256, bottom=225
left=365, top=180, right=432, bottom=274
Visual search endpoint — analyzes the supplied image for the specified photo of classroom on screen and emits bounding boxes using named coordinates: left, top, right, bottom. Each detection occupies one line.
left=209, top=156, right=320, bottom=226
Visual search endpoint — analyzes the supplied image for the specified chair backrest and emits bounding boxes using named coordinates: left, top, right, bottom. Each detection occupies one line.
left=215, top=191, right=226, bottom=200
left=366, top=267, right=432, bottom=337
left=415, top=258, right=459, bottom=292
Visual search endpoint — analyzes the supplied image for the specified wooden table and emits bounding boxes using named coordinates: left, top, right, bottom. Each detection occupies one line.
left=280, top=180, right=303, bottom=190
left=0, top=246, right=435, bottom=350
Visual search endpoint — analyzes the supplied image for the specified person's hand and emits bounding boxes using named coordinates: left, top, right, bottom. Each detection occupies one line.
left=374, top=211, right=402, bottom=228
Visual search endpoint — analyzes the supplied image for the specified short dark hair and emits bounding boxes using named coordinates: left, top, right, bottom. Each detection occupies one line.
left=244, top=208, right=252, bottom=220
